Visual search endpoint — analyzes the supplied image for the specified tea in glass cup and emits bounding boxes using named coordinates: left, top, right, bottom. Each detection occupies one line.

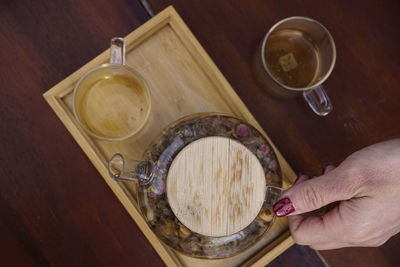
left=264, top=29, right=320, bottom=88
left=73, top=38, right=151, bottom=141
left=254, top=17, right=336, bottom=116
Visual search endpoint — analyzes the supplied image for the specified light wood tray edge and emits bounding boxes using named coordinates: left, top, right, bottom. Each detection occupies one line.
left=43, top=6, right=295, bottom=267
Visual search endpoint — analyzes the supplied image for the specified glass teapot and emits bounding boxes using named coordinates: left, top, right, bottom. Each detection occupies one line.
left=108, top=113, right=284, bottom=258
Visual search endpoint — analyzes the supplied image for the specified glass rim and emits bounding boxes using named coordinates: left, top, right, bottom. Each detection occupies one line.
left=261, top=16, right=337, bottom=91
left=72, top=63, right=152, bottom=142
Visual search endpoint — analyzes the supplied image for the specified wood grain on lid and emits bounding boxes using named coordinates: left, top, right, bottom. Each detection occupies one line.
left=167, top=136, right=266, bottom=237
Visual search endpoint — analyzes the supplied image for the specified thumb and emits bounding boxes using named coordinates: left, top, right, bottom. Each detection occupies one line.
left=273, top=169, right=356, bottom=217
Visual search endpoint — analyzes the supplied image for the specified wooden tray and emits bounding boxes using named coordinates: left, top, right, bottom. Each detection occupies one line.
left=43, top=6, right=295, bottom=266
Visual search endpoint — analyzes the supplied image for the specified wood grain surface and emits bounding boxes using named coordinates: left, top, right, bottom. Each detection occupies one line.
left=145, top=1, right=400, bottom=266
left=0, top=0, right=163, bottom=266
left=167, top=137, right=266, bottom=237
left=1, top=0, right=399, bottom=266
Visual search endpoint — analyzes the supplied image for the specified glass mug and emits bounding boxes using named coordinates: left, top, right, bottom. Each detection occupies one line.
left=73, top=38, right=151, bottom=141
left=254, top=17, right=336, bottom=116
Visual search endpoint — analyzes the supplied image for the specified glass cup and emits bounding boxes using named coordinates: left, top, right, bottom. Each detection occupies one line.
left=73, top=38, right=151, bottom=141
left=254, top=17, right=336, bottom=116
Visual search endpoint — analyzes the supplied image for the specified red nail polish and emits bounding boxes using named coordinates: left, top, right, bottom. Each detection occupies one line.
left=273, top=198, right=295, bottom=217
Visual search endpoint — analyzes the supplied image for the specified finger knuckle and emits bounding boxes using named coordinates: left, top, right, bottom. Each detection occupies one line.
left=372, top=240, right=385, bottom=247
left=366, top=240, right=382, bottom=247
left=370, top=237, right=389, bottom=247
left=337, top=162, right=364, bottom=196
left=348, top=225, right=376, bottom=245
left=291, top=231, right=308, bottom=245
left=303, top=184, right=323, bottom=210
left=350, top=227, right=368, bottom=242
left=342, top=151, right=379, bottom=191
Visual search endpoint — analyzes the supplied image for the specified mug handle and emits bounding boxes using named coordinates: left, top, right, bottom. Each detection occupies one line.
left=110, top=37, right=125, bottom=65
left=303, top=85, right=333, bottom=116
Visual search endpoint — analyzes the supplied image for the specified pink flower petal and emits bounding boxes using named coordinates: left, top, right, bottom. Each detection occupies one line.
left=236, top=124, right=249, bottom=137
left=269, top=160, right=278, bottom=171
left=261, top=145, right=270, bottom=155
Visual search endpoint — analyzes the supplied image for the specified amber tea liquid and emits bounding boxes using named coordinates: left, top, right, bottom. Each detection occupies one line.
left=264, top=29, right=320, bottom=88
left=75, top=72, right=149, bottom=139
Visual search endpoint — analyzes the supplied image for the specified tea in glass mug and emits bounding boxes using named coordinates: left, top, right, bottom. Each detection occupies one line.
left=254, top=17, right=336, bottom=116
left=264, top=29, right=320, bottom=88
left=73, top=38, right=151, bottom=141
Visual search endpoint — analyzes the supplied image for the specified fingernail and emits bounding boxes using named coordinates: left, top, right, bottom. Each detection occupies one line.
left=322, top=163, right=334, bottom=173
left=294, top=173, right=303, bottom=184
left=273, top=198, right=295, bottom=217
left=322, top=165, right=328, bottom=173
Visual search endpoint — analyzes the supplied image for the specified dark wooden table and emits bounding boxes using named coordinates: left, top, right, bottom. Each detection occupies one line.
left=1, top=0, right=399, bottom=266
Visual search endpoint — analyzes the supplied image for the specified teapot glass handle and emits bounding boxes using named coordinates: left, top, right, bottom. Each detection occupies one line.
left=108, top=153, right=155, bottom=186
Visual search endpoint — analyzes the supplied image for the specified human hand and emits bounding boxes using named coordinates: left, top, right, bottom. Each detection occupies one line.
left=273, top=139, right=400, bottom=250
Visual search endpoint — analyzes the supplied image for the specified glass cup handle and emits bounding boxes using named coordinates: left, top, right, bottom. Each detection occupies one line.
left=110, top=37, right=125, bottom=65
left=303, top=85, right=333, bottom=116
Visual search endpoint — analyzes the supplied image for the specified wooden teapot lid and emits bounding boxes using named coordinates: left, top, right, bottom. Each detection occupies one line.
left=167, top=136, right=266, bottom=237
